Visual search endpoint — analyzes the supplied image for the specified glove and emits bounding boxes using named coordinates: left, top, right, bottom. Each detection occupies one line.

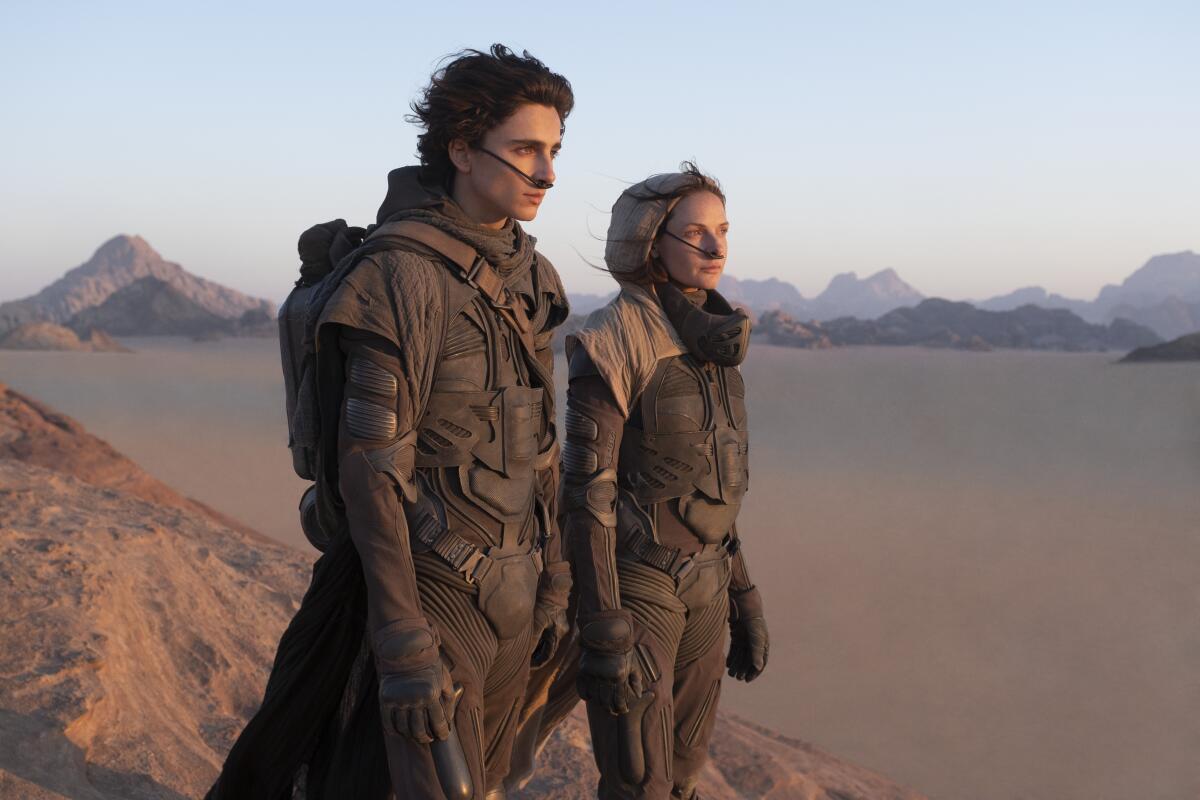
left=726, top=586, right=769, bottom=682
left=530, top=562, right=572, bottom=667
left=576, top=610, right=644, bottom=715
left=374, top=619, right=455, bottom=743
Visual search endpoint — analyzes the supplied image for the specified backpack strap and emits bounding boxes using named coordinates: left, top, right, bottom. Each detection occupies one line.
left=365, top=221, right=536, bottom=353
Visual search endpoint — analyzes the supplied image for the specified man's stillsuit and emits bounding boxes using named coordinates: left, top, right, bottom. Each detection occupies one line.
left=314, top=166, right=571, bottom=798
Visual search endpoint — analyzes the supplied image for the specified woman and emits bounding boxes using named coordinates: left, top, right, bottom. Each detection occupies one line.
left=560, top=163, right=769, bottom=799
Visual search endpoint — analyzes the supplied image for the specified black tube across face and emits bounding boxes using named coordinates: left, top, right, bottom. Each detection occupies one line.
left=475, top=147, right=554, bottom=190
left=661, top=228, right=724, bottom=260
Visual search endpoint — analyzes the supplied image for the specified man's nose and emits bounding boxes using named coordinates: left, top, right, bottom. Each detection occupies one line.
left=534, top=154, right=555, bottom=187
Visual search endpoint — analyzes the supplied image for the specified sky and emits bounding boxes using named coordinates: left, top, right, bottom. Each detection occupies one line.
left=1, top=0, right=1197, bottom=305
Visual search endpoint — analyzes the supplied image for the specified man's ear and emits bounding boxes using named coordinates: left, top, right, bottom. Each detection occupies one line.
left=448, top=138, right=472, bottom=174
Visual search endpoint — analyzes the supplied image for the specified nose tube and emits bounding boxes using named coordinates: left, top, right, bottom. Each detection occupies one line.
left=662, top=229, right=724, bottom=260
left=476, top=146, right=554, bottom=189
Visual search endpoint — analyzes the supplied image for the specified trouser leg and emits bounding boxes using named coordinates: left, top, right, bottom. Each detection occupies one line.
left=667, top=590, right=728, bottom=798
left=504, top=627, right=582, bottom=790
left=477, top=625, right=537, bottom=793
left=588, top=602, right=683, bottom=799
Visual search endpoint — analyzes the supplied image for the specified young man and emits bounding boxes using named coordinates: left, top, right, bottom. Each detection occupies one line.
left=208, top=45, right=574, bottom=800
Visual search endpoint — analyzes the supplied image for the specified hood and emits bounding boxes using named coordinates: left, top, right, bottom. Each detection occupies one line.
left=604, top=171, right=713, bottom=280
left=375, top=166, right=536, bottom=279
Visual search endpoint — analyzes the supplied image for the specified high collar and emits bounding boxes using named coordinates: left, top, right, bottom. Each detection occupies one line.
left=375, top=166, right=535, bottom=278
left=657, top=281, right=751, bottom=366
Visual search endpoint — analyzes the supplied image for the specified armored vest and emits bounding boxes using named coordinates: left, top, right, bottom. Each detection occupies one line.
left=618, top=335, right=749, bottom=544
left=412, top=269, right=552, bottom=557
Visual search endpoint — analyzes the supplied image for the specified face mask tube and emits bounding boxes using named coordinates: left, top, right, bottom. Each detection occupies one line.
left=475, top=146, right=554, bottom=190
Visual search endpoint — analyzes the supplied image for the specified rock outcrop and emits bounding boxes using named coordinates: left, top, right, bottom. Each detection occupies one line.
left=0, top=323, right=130, bottom=353
left=0, top=388, right=927, bottom=799
left=1120, top=332, right=1200, bottom=362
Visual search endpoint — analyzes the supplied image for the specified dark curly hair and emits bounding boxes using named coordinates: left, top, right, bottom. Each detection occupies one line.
left=408, top=45, right=574, bottom=181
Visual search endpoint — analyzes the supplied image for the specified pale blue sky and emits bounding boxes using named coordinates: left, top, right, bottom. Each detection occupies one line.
left=1, top=0, right=1196, bottom=304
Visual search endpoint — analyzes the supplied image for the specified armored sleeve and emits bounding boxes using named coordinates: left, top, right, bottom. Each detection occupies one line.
left=560, top=345, right=624, bottom=617
left=336, top=328, right=433, bottom=667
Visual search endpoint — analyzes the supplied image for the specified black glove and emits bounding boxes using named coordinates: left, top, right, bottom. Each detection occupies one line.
left=374, top=619, right=455, bottom=743
left=576, top=610, right=644, bottom=715
left=530, top=561, right=572, bottom=667
left=379, top=661, right=455, bottom=743
left=726, top=586, right=768, bottom=682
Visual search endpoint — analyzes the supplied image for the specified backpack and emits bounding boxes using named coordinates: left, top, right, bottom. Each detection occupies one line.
left=278, top=219, right=365, bottom=482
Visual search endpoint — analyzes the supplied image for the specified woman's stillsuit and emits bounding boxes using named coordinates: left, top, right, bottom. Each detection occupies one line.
left=560, top=282, right=767, bottom=799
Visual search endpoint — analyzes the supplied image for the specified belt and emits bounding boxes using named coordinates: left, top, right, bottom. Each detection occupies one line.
left=619, top=525, right=737, bottom=583
left=409, top=507, right=543, bottom=585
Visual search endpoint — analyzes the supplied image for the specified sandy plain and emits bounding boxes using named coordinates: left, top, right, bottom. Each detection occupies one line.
left=1, top=338, right=1197, bottom=800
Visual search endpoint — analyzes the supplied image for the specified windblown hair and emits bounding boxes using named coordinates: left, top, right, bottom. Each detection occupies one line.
left=409, top=44, right=574, bottom=181
left=613, top=161, right=726, bottom=285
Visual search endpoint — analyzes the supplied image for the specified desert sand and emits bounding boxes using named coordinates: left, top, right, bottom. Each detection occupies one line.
left=1, top=339, right=1197, bottom=799
left=0, top=382, right=922, bottom=799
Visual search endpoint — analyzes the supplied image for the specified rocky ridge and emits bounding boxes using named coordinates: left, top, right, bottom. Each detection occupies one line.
left=1120, top=332, right=1200, bottom=363
left=0, top=323, right=130, bottom=353
left=0, top=387, right=926, bottom=800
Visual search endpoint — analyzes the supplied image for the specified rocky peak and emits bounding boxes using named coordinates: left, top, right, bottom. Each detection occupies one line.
left=0, top=235, right=274, bottom=336
left=1095, top=250, right=1200, bottom=310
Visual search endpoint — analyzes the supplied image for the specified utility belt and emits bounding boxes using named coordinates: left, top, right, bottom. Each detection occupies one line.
left=619, top=523, right=737, bottom=584
left=406, top=476, right=546, bottom=641
left=615, top=489, right=737, bottom=587
left=408, top=504, right=545, bottom=586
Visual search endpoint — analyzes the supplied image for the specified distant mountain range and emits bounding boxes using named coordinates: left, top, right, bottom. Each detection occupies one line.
left=974, top=251, right=1200, bottom=339
left=0, top=235, right=274, bottom=339
left=760, top=300, right=1161, bottom=352
left=567, top=251, right=1200, bottom=341
left=3, top=237, right=1195, bottom=347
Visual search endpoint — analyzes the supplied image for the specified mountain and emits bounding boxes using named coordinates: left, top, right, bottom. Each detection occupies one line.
left=0, top=235, right=273, bottom=336
left=807, top=269, right=924, bottom=321
left=1120, top=332, right=1200, bottom=363
left=975, top=286, right=1095, bottom=319
left=567, top=270, right=925, bottom=323
left=1095, top=251, right=1200, bottom=313
left=1104, top=296, right=1200, bottom=341
left=0, top=386, right=927, bottom=800
left=67, top=276, right=238, bottom=338
left=760, top=300, right=1161, bottom=352
left=719, top=275, right=808, bottom=312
